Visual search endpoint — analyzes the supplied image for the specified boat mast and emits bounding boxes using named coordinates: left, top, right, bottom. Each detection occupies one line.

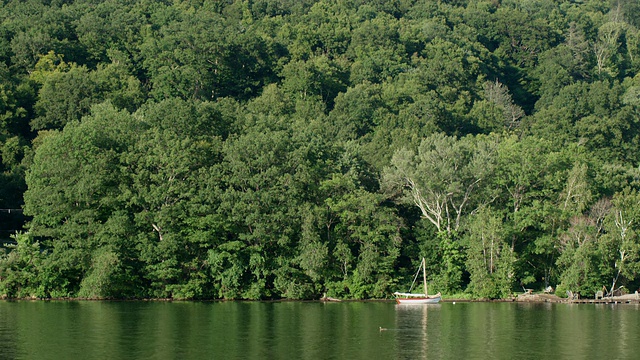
left=422, top=257, right=427, bottom=296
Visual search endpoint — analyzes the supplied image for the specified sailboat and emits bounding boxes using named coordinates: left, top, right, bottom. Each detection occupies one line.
left=394, top=258, right=441, bottom=304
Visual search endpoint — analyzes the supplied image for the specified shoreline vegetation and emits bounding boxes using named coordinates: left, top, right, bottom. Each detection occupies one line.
left=2, top=0, right=640, bottom=301
left=3, top=292, right=640, bottom=305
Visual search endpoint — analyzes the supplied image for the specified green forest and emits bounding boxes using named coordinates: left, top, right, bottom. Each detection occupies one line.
left=1, top=0, right=640, bottom=300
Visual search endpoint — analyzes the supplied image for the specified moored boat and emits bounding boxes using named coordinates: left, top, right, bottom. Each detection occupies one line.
left=393, top=292, right=442, bottom=304
left=393, top=258, right=441, bottom=304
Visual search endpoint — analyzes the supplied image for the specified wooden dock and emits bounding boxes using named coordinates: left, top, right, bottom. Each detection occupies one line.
left=568, top=296, right=640, bottom=305
left=516, top=293, right=640, bottom=304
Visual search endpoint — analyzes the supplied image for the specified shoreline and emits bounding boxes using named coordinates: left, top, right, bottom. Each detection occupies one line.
left=2, top=293, right=639, bottom=304
left=0, top=295, right=516, bottom=302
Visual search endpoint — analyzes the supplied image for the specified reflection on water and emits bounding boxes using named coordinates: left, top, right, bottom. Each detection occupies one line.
left=1, top=301, right=640, bottom=359
left=393, top=304, right=440, bottom=359
left=390, top=302, right=640, bottom=360
left=0, top=301, right=18, bottom=359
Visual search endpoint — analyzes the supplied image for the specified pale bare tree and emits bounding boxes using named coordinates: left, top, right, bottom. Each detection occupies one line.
left=383, top=133, right=496, bottom=236
left=483, top=80, right=524, bottom=131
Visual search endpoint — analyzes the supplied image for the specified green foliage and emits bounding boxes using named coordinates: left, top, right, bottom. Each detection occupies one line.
left=465, top=209, right=515, bottom=299
left=77, top=247, right=124, bottom=299
left=383, top=133, right=497, bottom=235
left=32, top=62, right=99, bottom=130
left=556, top=227, right=602, bottom=297
left=347, top=12, right=407, bottom=84
left=322, top=175, right=403, bottom=299
left=434, top=231, right=465, bottom=293
left=598, top=189, right=640, bottom=293
left=0, top=233, right=46, bottom=298
left=3, top=0, right=640, bottom=300
left=29, top=51, right=145, bottom=131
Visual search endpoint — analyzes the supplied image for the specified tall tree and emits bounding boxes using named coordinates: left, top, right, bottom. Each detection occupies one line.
left=384, top=133, right=496, bottom=235
left=465, top=208, right=515, bottom=298
left=599, top=189, right=640, bottom=295
left=383, top=133, right=498, bottom=291
left=24, top=103, right=142, bottom=297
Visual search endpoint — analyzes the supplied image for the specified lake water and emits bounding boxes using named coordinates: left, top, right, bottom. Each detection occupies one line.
left=1, top=300, right=639, bottom=359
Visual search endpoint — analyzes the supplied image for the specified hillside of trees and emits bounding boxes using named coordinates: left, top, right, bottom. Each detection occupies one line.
left=1, top=0, right=640, bottom=300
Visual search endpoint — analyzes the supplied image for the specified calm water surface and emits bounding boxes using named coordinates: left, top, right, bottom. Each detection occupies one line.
left=1, top=300, right=639, bottom=359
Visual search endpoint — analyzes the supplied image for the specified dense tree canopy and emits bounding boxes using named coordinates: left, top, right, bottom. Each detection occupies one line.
left=2, top=0, right=640, bottom=300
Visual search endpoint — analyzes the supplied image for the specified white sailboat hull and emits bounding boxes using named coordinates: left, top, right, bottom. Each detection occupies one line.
left=394, top=292, right=441, bottom=304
